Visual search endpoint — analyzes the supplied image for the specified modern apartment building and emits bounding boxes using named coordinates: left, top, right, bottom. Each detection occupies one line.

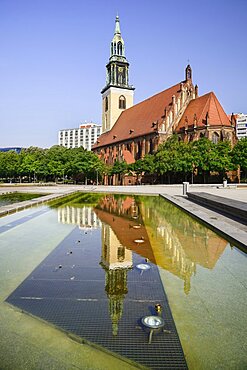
left=58, top=123, right=102, bottom=150
left=235, top=113, right=247, bottom=138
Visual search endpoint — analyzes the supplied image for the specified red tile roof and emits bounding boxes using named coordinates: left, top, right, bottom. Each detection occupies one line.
left=176, top=92, right=231, bottom=131
left=93, top=82, right=183, bottom=149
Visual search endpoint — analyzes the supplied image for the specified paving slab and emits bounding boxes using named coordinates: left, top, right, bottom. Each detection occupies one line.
left=187, top=192, right=247, bottom=225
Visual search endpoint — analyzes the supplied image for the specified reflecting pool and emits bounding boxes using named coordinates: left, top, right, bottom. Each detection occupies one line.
left=0, top=194, right=246, bottom=369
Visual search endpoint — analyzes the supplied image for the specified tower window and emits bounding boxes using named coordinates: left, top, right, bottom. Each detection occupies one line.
left=119, top=95, right=126, bottom=109
left=105, top=97, right=108, bottom=112
left=117, top=42, right=122, bottom=55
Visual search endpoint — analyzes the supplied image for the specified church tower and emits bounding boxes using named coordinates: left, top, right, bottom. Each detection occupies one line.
left=101, top=16, right=135, bottom=133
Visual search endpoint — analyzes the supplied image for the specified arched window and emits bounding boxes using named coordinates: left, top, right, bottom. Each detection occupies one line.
left=119, top=95, right=126, bottom=109
left=117, top=42, right=122, bottom=55
left=212, top=132, right=219, bottom=144
left=105, top=97, right=108, bottom=112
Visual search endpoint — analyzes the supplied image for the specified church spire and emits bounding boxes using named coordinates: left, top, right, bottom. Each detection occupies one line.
left=114, top=15, right=121, bottom=35
left=110, top=15, right=125, bottom=58
left=101, top=16, right=134, bottom=133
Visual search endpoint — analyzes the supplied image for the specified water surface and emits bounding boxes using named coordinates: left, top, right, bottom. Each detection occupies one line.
left=0, top=194, right=246, bottom=369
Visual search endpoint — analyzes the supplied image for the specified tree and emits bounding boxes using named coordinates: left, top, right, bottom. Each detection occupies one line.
left=231, top=137, right=247, bottom=180
left=191, top=138, right=214, bottom=183
left=209, top=140, right=234, bottom=179
left=110, top=160, right=128, bottom=185
left=0, top=150, right=19, bottom=181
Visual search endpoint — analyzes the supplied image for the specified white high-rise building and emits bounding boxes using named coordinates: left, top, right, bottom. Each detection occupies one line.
left=236, top=113, right=247, bottom=139
left=58, top=123, right=102, bottom=150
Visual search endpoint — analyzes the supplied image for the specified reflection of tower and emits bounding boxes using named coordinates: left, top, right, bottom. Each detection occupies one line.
left=100, top=223, right=132, bottom=336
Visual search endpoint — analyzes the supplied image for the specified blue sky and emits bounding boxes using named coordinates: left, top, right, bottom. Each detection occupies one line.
left=0, top=0, right=246, bottom=148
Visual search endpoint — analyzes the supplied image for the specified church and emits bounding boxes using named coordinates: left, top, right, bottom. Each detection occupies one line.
left=93, top=16, right=236, bottom=183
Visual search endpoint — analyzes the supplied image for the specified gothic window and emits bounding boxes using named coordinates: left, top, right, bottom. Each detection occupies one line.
left=105, top=97, right=108, bottom=112
left=117, top=42, right=122, bottom=55
left=212, top=132, right=220, bottom=144
left=119, top=95, right=126, bottom=109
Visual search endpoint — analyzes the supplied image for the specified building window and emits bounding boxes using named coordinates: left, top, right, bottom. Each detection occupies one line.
left=117, top=246, right=125, bottom=262
left=212, top=132, right=220, bottom=144
left=105, top=97, right=108, bottom=112
left=119, top=95, right=126, bottom=109
left=117, top=42, right=123, bottom=55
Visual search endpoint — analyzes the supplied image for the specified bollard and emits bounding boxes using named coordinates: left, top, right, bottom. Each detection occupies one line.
left=223, top=179, right=227, bottom=188
left=183, top=182, right=189, bottom=195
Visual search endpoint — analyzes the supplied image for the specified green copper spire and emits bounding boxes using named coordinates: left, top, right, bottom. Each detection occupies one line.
left=111, top=15, right=125, bottom=58
left=101, top=15, right=135, bottom=94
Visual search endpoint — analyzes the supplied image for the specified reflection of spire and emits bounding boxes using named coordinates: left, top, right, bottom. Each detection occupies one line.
left=105, top=268, right=128, bottom=336
left=100, top=222, right=132, bottom=336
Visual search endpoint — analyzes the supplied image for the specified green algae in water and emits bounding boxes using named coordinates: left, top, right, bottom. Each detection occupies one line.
left=0, top=192, right=46, bottom=206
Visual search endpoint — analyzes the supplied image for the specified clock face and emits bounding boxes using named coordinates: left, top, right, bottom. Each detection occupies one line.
left=118, top=67, right=123, bottom=73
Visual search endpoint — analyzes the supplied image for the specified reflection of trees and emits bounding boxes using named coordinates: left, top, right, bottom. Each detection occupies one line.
left=136, top=196, right=228, bottom=294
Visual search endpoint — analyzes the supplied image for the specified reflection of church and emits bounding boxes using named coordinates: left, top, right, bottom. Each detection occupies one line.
left=139, top=200, right=228, bottom=294
left=100, top=223, right=132, bottom=336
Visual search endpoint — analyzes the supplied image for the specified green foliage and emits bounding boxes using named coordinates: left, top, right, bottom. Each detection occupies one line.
left=0, top=146, right=106, bottom=183
left=133, top=136, right=240, bottom=183
left=232, top=137, right=247, bottom=171
left=109, top=160, right=128, bottom=175
left=133, top=155, right=156, bottom=175
left=0, top=136, right=245, bottom=184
